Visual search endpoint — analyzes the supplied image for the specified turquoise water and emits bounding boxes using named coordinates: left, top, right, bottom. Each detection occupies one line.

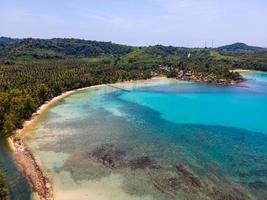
left=26, top=73, right=267, bottom=200
left=119, top=81, right=267, bottom=134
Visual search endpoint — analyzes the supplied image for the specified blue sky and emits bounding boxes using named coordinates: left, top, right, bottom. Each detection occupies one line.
left=1, top=0, right=266, bottom=47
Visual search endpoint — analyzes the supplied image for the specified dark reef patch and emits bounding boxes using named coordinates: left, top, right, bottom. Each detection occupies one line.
left=128, top=156, right=159, bottom=170
left=85, top=143, right=253, bottom=199
left=248, top=180, right=267, bottom=190
left=88, top=144, right=126, bottom=169
left=212, top=188, right=250, bottom=200
left=151, top=177, right=178, bottom=197
left=175, top=164, right=202, bottom=188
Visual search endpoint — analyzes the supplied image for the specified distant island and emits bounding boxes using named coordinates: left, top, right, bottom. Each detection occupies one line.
left=0, top=37, right=267, bottom=199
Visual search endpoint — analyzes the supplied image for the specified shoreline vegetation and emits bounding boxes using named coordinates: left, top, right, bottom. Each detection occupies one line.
left=7, top=76, right=173, bottom=200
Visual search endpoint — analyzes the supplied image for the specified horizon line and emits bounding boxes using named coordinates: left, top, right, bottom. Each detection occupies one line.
left=1, top=36, right=267, bottom=49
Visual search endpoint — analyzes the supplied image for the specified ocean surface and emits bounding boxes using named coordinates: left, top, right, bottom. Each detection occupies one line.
left=25, top=72, right=267, bottom=200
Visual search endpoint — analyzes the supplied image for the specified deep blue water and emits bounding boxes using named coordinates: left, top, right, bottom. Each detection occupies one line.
left=26, top=72, right=267, bottom=200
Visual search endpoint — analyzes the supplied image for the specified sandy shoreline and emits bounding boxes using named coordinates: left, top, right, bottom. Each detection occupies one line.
left=15, top=76, right=171, bottom=138
left=231, top=69, right=259, bottom=73
left=9, top=138, right=54, bottom=200
left=8, top=76, right=172, bottom=200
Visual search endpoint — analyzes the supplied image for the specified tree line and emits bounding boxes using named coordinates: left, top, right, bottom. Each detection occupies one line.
left=0, top=60, right=153, bottom=137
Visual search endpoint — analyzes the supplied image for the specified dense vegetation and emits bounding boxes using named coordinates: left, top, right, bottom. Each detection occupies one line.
left=0, top=172, right=8, bottom=200
left=0, top=37, right=21, bottom=49
left=0, top=37, right=132, bottom=63
left=0, top=37, right=266, bottom=138
left=213, top=43, right=267, bottom=71
left=0, top=60, right=153, bottom=137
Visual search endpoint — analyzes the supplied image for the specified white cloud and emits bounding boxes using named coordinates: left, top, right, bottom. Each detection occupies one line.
left=82, top=11, right=133, bottom=29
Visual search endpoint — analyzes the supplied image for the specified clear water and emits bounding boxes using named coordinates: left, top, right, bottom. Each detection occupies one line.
left=26, top=73, right=267, bottom=200
left=0, top=139, right=32, bottom=200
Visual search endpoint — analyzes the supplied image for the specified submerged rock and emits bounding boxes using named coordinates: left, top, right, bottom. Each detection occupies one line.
left=148, top=165, right=203, bottom=197
left=248, top=180, right=267, bottom=190
left=86, top=144, right=253, bottom=200
left=128, top=156, right=159, bottom=170
left=152, top=177, right=178, bottom=197
left=212, top=187, right=251, bottom=200
left=175, top=164, right=202, bottom=188
left=88, top=144, right=126, bottom=168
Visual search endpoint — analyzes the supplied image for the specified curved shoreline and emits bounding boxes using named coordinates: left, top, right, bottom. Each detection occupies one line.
left=7, top=76, right=172, bottom=200
left=6, top=73, right=254, bottom=200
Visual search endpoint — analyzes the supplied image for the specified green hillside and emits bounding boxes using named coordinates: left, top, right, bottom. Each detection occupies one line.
left=1, top=38, right=266, bottom=70
left=0, top=37, right=21, bottom=49
left=0, top=38, right=133, bottom=63
left=217, top=42, right=267, bottom=53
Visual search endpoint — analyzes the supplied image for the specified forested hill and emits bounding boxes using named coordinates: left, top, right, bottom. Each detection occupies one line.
left=0, top=38, right=267, bottom=71
left=0, top=38, right=133, bottom=61
left=217, top=42, right=267, bottom=53
left=0, top=37, right=21, bottom=49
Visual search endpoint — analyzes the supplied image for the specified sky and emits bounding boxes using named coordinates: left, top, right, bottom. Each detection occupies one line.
left=1, top=0, right=267, bottom=47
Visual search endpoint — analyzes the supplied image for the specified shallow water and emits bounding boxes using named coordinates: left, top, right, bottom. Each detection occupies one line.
left=26, top=73, right=267, bottom=200
left=0, top=139, right=32, bottom=200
